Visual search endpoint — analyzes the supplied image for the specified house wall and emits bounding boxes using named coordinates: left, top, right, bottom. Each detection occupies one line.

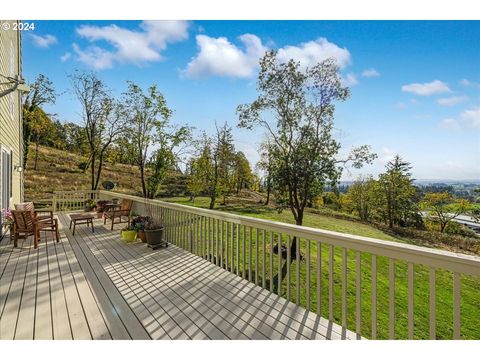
left=0, top=20, right=24, bottom=212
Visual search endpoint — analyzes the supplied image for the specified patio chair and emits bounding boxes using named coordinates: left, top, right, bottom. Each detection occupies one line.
left=14, top=201, right=54, bottom=222
left=103, top=199, right=133, bottom=230
left=11, top=210, right=60, bottom=249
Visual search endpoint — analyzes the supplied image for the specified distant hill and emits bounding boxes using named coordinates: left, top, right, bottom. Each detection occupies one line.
left=24, top=145, right=143, bottom=201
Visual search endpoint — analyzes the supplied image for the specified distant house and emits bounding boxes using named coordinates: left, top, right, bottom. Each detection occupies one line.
left=0, top=20, right=24, bottom=226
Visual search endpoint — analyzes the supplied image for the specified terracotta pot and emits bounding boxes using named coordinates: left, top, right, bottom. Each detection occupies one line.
left=96, top=211, right=104, bottom=219
left=137, top=230, right=147, bottom=243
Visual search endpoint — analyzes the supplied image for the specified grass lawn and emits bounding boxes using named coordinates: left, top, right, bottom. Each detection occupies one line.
left=162, top=196, right=480, bottom=340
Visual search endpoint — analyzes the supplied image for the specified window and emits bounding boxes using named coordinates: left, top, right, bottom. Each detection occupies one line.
left=0, top=147, right=12, bottom=212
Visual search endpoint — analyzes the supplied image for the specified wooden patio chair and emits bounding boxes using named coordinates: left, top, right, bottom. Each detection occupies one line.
left=11, top=210, right=60, bottom=249
left=14, top=201, right=54, bottom=222
left=103, top=199, right=133, bottom=230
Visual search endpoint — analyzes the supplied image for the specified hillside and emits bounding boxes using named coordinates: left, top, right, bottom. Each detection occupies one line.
left=24, top=145, right=143, bottom=201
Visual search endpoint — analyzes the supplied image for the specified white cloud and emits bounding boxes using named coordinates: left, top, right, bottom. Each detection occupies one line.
left=361, top=68, right=380, bottom=77
left=183, top=35, right=351, bottom=79
left=72, top=43, right=115, bottom=70
left=439, top=106, right=480, bottom=131
left=183, top=34, right=267, bottom=78
left=460, top=78, right=480, bottom=88
left=436, top=96, right=468, bottom=106
left=30, top=34, right=57, bottom=48
left=342, top=73, right=358, bottom=87
left=401, top=80, right=451, bottom=96
left=460, top=106, right=480, bottom=129
left=73, top=21, right=189, bottom=69
left=277, top=37, right=351, bottom=70
left=440, top=118, right=461, bottom=130
left=60, top=52, right=71, bottom=62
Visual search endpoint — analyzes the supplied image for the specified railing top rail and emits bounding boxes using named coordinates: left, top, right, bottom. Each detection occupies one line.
left=97, top=190, right=480, bottom=275
left=54, top=190, right=99, bottom=194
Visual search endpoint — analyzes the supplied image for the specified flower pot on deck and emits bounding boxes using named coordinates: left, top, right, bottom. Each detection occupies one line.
left=121, top=230, right=138, bottom=243
left=145, top=227, right=165, bottom=247
left=96, top=211, right=104, bottom=219
left=137, top=230, right=147, bottom=243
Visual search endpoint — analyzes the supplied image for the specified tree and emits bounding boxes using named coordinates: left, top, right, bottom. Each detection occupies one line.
left=70, top=71, right=126, bottom=191
left=378, top=155, right=419, bottom=228
left=188, top=123, right=237, bottom=209
left=345, top=176, right=377, bottom=222
left=25, top=107, right=50, bottom=170
left=237, top=51, right=376, bottom=291
left=22, top=74, right=56, bottom=168
left=256, top=140, right=275, bottom=205
left=144, top=125, right=191, bottom=199
left=123, top=82, right=173, bottom=198
left=233, top=151, right=254, bottom=193
left=421, top=192, right=472, bottom=232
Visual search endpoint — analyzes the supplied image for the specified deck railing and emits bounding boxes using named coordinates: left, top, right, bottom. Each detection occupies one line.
left=53, top=190, right=480, bottom=340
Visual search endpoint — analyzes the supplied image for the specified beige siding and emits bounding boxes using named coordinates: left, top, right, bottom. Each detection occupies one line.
left=0, top=20, right=23, bottom=208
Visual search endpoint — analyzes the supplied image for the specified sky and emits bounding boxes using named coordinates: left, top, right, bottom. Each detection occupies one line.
left=21, top=20, right=480, bottom=181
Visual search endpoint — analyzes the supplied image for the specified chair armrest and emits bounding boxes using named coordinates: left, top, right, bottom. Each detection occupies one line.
left=35, top=209, right=54, bottom=218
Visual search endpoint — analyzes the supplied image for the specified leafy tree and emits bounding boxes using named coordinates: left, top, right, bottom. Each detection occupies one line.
left=25, top=107, right=51, bottom=170
left=378, top=155, right=419, bottom=228
left=345, top=176, right=377, bottom=221
left=421, top=192, right=473, bottom=232
left=22, top=74, right=56, bottom=168
left=256, top=140, right=275, bottom=205
left=145, top=125, right=191, bottom=199
left=233, top=151, right=254, bottom=193
left=70, top=71, right=127, bottom=190
left=188, top=123, right=237, bottom=209
left=237, top=51, right=376, bottom=291
left=122, top=81, right=173, bottom=198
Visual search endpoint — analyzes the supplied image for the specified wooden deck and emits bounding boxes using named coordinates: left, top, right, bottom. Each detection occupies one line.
left=0, top=213, right=359, bottom=340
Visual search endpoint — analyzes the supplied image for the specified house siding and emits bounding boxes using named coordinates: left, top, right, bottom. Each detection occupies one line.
left=0, top=20, right=24, bottom=211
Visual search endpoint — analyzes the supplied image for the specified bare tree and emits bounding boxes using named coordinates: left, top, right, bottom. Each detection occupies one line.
left=70, top=71, right=126, bottom=190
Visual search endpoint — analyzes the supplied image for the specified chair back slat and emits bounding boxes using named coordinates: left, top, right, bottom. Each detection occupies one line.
left=121, top=199, right=133, bottom=211
left=12, top=210, right=35, bottom=232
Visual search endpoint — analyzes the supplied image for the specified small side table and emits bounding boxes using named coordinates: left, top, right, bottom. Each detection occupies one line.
left=69, top=214, right=95, bottom=236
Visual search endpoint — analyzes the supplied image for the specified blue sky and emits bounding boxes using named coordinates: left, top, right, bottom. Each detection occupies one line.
left=22, top=20, right=480, bottom=181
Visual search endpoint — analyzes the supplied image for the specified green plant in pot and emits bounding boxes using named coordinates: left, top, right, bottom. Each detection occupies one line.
left=131, top=215, right=150, bottom=243
left=84, top=199, right=96, bottom=212
left=121, top=224, right=138, bottom=243
left=144, top=218, right=167, bottom=249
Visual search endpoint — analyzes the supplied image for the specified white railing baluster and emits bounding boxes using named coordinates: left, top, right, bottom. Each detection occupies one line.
left=255, top=229, right=259, bottom=285
left=389, top=258, right=395, bottom=339
left=296, top=237, right=300, bottom=306
left=242, top=225, right=246, bottom=278
left=286, top=235, right=291, bottom=301
left=225, top=221, right=229, bottom=270
left=316, top=242, right=322, bottom=316
left=278, top=233, right=282, bottom=295
left=230, top=223, right=234, bottom=272
left=262, top=229, right=266, bottom=289
left=372, top=254, right=377, bottom=340
left=270, top=232, right=274, bottom=292
left=429, top=268, right=436, bottom=340
left=329, top=244, right=334, bottom=321
left=236, top=224, right=240, bottom=276
left=356, top=251, right=361, bottom=336
left=249, top=226, right=253, bottom=282
left=306, top=239, right=311, bottom=311
left=453, top=272, right=461, bottom=340
left=408, top=262, right=414, bottom=340
left=342, top=247, right=347, bottom=328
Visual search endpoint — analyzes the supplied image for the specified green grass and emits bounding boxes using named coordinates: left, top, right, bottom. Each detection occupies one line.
left=163, top=196, right=480, bottom=340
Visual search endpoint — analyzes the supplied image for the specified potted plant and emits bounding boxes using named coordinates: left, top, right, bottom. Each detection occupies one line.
left=96, top=200, right=109, bottom=219
left=131, top=215, right=150, bottom=243
left=121, top=224, right=138, bottom=243
left=84, top=199, right=96, bottom=212
left=144, top=218, right=167, bottom=249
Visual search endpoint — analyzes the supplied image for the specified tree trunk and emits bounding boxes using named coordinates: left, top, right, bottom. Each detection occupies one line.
left=33, top=140, right=40, bottom=170
left=265, top=183, right=271, bottom=205
left=209, top=195, right=215, bottom=210
left=139, top=162, right=147, bottom=198
left=90, top=152, right=96, bottom=191
left=270, top=210, right=303, bottom=293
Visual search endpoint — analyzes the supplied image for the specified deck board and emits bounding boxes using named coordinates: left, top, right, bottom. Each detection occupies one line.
left=0, top=212, right=361, bottom=340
